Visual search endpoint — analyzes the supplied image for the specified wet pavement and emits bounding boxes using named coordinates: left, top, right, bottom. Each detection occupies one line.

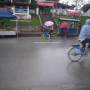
left=0, top=37, right=90, bottom=90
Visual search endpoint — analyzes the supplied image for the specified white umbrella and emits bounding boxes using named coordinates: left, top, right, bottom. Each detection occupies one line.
left=44, top=21, right=54, bottom=27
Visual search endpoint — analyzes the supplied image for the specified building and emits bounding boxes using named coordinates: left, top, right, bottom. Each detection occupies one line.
left=0, top=0, right=31, bottom=19
left=12, top=0, right=31, bottom=19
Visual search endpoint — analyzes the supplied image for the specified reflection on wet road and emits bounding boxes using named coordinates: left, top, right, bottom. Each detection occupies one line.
left=0, top=37, right=90, bottom=90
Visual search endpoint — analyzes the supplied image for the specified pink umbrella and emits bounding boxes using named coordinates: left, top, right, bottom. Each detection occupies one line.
left=44, top=21, right=54, bottom=27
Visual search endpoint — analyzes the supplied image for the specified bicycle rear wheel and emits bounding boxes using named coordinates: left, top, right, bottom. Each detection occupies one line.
left=68, top=47, right=82, bottom=62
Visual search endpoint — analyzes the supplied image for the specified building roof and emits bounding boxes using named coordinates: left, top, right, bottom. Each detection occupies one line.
left=0, top=0, right=31, bottom=6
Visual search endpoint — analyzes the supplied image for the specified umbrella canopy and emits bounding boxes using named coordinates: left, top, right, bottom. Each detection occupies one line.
left=44, top=21, right=54, bottom=27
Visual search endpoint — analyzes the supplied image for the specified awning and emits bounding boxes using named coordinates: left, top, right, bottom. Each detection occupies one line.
left=0, top=10, right=18, bottom=39
left=59, top=18, right=80, bottom=22
left=38, top=2, right=54, bottom=7
left=0, top=11, right=16, bottom=19
left=66, top=10, right=81, bottom=15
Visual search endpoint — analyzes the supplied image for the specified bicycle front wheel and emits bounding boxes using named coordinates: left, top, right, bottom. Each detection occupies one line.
left=68, top=47, right=82, bottom=62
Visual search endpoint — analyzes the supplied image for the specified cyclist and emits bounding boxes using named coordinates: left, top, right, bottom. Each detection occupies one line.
left=42, top=25, right=50, bottom=38
left=43, top=24, right=55, bottom=39
left=79, top=19, right=90, bottom=51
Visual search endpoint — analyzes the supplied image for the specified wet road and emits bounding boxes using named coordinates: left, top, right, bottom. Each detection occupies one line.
left=0, top=37, right=90, bottom=90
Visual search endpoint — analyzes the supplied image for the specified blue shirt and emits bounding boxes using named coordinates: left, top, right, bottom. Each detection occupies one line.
left=79, top=24, right=90, bottom=41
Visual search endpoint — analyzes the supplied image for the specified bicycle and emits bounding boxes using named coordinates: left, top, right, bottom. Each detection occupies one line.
left=41, top=25, right=58, bottom=39
left=68, top=42, right=90, bottom=62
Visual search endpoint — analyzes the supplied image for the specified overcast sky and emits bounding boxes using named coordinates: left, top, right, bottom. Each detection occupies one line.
left=59, top=0, right=74, bottom=5
left=59, top=0, right=89, bottom=5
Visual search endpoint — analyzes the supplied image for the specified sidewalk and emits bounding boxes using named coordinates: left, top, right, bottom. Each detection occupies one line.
left=0, top=37, right=90, bottom=90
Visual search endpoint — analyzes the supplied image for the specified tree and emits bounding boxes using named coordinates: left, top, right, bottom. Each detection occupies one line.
left=73, top=0, right=85, bottom=8
left=81, top=4, right=90, bottom=12
left=31, top=0, right=38, bottom=8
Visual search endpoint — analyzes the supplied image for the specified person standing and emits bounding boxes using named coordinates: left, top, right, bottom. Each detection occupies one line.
left=59, top=21, right=69, bottom=37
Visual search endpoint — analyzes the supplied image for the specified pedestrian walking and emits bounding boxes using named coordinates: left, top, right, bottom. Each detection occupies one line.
left=59, top=21, right=69, bottom=37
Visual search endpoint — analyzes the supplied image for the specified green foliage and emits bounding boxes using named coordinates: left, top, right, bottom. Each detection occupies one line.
left=0, top=19, right=11, bottom=22
left=0, top=19, right=16, bottom=24
left=0, top=0, right=8, bottom=3
left=0, top=15, right=40, bottom=27
left=79, top=17, right=90, bottom=26
left=79, top=18, right=86, bottom=25
left=17, top=16, right=40, bottom=26
left=0, top=0, right=4, bottom=2
left=0, top=19, right=16, bottom=30
left=31, top=0, right=38, bottom=7
left=30, top=15, right=40, bottom=26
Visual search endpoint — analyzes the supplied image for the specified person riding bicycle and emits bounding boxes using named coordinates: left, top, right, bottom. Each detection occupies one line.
left=42, top=21, right=54, bottom=39
left=79, top=19, right=90, bottom=51
left=42, top=24, right=50, bottom=38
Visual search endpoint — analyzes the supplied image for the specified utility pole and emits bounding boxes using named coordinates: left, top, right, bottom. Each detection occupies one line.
left=75, top=0, right=78, bottom=9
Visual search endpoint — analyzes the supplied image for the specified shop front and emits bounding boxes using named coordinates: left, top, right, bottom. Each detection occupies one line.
left=59, top=18, right=80, bottom=36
